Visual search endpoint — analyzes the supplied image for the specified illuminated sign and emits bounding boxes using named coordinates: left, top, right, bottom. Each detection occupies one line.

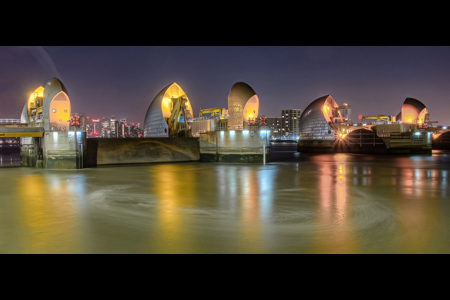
left=259, top=117, right=266, bottom=126
left=71, top=116, right=81, bottom=126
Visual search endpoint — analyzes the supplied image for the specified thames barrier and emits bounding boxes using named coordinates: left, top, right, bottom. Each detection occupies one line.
left=2, top=75, right=450, bottom=254
left=3, top=77, right=450, bottom=170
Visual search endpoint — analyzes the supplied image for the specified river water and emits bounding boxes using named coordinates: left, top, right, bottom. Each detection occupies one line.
left=1, top=150, right=450, bottom=254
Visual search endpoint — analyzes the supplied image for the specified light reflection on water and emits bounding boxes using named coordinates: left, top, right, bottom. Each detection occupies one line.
left=1, top=151, right=450, bottom=253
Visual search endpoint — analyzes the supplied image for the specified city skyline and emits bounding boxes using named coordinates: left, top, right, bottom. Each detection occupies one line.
left=1, top=46, right=450, bottom=126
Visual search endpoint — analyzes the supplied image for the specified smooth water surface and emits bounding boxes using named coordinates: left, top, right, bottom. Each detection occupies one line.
left=1, top=151, right=450, bottom=254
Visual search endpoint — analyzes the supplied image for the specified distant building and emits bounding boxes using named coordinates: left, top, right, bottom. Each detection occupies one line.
left=281, top=109, right=302, bottom=139
left=91, top=119, right=100, bottom=137
left=110, top=115, right=118, bottom=138
left=265, top=117, right=283, bottom=139
left=110, top=115, right=117, bottom=128
left=129, top=123, right=143, bottom=137
left=101, top=118, right=110, bottom=138
left=84, top=116, right=141, bottom=138
left=339, top=103, right=351, bottom=123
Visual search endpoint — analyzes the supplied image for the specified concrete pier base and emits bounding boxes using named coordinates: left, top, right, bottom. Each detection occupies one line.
left=20, top=137, right=39, bottom=167
left=86, top=138, right=200, bottom=167
left=199, top=130, right=270, bottom=163
left=42, top=131, right=86, bottom=169
left=45, top=150, right=78, bottom=169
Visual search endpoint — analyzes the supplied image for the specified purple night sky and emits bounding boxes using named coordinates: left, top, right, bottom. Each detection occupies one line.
left=1, top=46, right=450, bottom=125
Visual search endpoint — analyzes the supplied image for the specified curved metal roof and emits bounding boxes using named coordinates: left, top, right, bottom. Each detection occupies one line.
left=43, top=78, right=68, bottom=120
left=404, top=97, right=426, bottom=112
left=20, top=104, right=28, bottom=124
left=228, top=82, right=257, bottom=105
left=299, top=95, right=340, bottom=140
left=299, top=95, right=339, bottom=125
left=143, top=82, right=194, bottom=137
left=300, top=95, right=329, bottom=118
left=228, top=82, right=258, bottom=130
left=41, top=78, right=70, bottom=131
left=400, top=97, right=427, bottom=124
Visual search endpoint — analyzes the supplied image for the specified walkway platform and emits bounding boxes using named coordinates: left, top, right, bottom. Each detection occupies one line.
left=0, top=126, right=44, bottom=138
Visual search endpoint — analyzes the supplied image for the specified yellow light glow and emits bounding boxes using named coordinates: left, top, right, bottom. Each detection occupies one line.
left=418, top=108, right=428, bottom=126
left=162, top=97, right=172, bottom=118
left=16, top=173, right=78, bottom=251
left=29, top=86, right=44, bottom=103
left=243, top=95, right=259, bottom=122
left=160, top=83, right=194, bottom=121
left=149, top=164, right=197, bottom=252
left=0, top=132, right=43, bottom=138
left=323, top=106, right=330, bottom=119
left=402, top=104, right=429, bottom=125
left=49, top=91, right=71, bottom=130
left=28, top=86, right=45, bottom=117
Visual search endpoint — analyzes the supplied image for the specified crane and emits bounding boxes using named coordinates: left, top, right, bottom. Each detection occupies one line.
left=166, top=96, right=191, bottom=137
left=199, top=107, right=226, bottom=119
left=361, top=115, right=395, bottom=122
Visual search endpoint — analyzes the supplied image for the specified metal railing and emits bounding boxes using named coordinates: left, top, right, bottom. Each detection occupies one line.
left=200, top=146, right=269, bottom=154
left=0, top=119, right=21, bottom=124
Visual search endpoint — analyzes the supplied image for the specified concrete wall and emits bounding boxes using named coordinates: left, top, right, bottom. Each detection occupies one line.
left=200, top=130, right=270, bottom=163
left=191, top=119, right=216, bottom=137
left=86, top=138, right=200, bottom=166
left=297, top=139, right=335, bottom=153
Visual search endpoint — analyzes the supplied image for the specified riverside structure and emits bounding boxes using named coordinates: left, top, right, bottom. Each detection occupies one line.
left=3, top=79, right=450, bottom=170
left=298, top=96, right=440, bottom=154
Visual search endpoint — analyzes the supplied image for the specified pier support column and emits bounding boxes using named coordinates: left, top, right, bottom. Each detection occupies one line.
left=20, top=137, right=39, bottom=167
left=42, top=131, right=86, bottom=169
